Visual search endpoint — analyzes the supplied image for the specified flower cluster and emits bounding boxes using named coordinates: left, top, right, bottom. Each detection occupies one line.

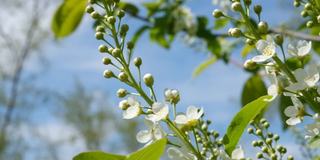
left=293, top=0, right=320, bottom=30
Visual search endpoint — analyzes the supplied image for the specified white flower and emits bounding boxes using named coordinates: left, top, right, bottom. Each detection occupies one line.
left=267, top=74, right=279, bottom=101
left=146, top=102, right=169, bottom=122
left=284, top=97, right=305, bottom=125
left=288, top=40, right=312, bottom=57
left=175, top=106, right=203, bottom=127
left=136, top=119, right=166, bottom=145
left=172, top=6, right=197, bottom=35
left=165, top=89, right=180, bottom=104
left=167, top=147, right=197, bottom=160
left=252, top=35, right=276, bottom=63
left=121, top=97, right=142, bottom=119
left=231, top=146, right=245, bottom=160
left=285, top=64, right=319, bottom=92
left=305, top=123, right=320, bottom=140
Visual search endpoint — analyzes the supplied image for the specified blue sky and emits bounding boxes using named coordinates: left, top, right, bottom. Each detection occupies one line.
left=22, top=0, right=311, bottom=159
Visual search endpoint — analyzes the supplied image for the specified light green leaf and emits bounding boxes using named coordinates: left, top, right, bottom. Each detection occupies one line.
left=223, top=95, right=272, bottom=155
left=213, top=18, right=229, bottom=30
left=241, top=44, right=254, bottom=57
left=241, top=74, right=267, bottom=106
left=52, top=0, right=87, bottom=38
left=127, top=138, right=167, bottom=160
left=192, top=56, right=217, bottom=77
left=73, top=151, right=126, bottom=160
left=73, top=139, right=167, bottom=160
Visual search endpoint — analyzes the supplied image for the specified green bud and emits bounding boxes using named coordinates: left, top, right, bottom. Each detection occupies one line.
left=255, top=129, right=262, bottom=136
left=143, top=73, right=154, bottom=87
left=118, top=72, right=128, bottom=82
left=231, top=2, right=242, bottom=12
left=301, top=10, right=308, bottom=17
left=117, top=10, right=125, bottom=18
left=254, top=5, right=262, bottom=14
left=256, top=153, right=263, bottom=159
left=262, top=146, right=268, bottom=153
left=266, top=138, right=272, bottom=145
left=108, top=48, right=114, bottom=53
left=107, top=16, right=116, bottom=24
left=212, top=9, right=224, bottom=18
left=258, top=21, right=269, bottom=34
left=246, top=39, right=255, bottom=46
left=244, top=0, right=251, bottom=6
left=260, top=118, right=267, bottom=124
left=273, top=134, right=280, bottom=141
left=252, top=140, right=259, bottom=147
left=247, top=127, right=254, bottom=134
left=244, top=59, right=257, bottom=70
left=95, top=32, right=104, bottom=40
left=127, top=41, right=134, bottom=50
left=213, top=132, right=219, bottom=138
left=263, top=122, right=270, bottom=128
left=103, top=70, right=114, bottom=78
left=305, top=3, right=312, bottom=10
left=120, top=24, right=129, bottom=36
left=102, top=57, right=112, bottom=65
left=201, top=124, right=208, bottom=130
left=99, top=45, right=108, bottom=53
left=271, top=154, right=277, bottom=160
left=112, top=48, right=121, bottom=57
left=96, top=26, right=105, bottom=33
left=90, top=11, right=100, bottom=19
left=134, top=57, right=142, bottom=67
left=287, top=155, right=294, bottom=160
left=294, top=0, right=300, bottom=7
left=267, top=132, right=274, bottom=138
left=86, top=6, right=94, bottom=14
left=228, top=28, right=242, bottom=37
left=317, top=15, right=320, bottom=23
left=117, top=88, right=127, bottom=98
left=306, top=21, right=314, bottom=28
left=274, top=34, right=284, bottom=45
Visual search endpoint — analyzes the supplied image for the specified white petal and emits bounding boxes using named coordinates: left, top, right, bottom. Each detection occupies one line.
left=284, top=106, right=298, bottom=117
left=252, top=55, right=272, bottom=63
left=123, top=106, right=140, bottom=119
left=291, top=97, right=303, bottom=107
left=186, top=106, right=203, bottom=120
left=231, top=146, right=245, bottom=159
left=286, top=117, right=302, bottom=126
left=144, top=118, right=155, bottom=128
left=136, top=130, right=152, bottom=143
left=288, top=43, right=298, bottom=56
left=153, top=126, right=165, bottom=140
left=294, top=68, right=308, bottom=83
left=167, top=147, right=186, bottom=160
left=175, top=114, right=188, bottom=124
left=285, top=83, right=306, bottom=92
left=297, top=40, right=311, bottom=56
left=267, top=84, right=278, bottom=98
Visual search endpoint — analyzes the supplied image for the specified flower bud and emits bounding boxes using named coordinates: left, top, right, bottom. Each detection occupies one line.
left=271, top=154, right=277, bottom=160
left=247, top=127, right=254, bottom=134
left=254, top=5, right=262, bottom=14
left=119, top=100, right=129, bottom=110
left=244, top=59, right=257, bottom=70
left=231, top=2, right=242, bottom=12
left=86, top=6, right=94, bottom=13
left=317, top=15, right=320, bottom=23
left=258, top=21, right=269, bottom=33
left=103, top=70, right=114, bottom=78
left=143, top=73, right=154, bottom=87
left=107, top=16, right=116, bottom=24
left=287, top=155, right=294, bottom=160
left=244, top=0, right=251, bottom=6
left=212, top=9, right=224, bottom=18
left=306, top=20, right=314, bottom=28
left=255, top=129, right=262, bottom=135
left=256, top=152, right=263, bottom=159
left=262, top=146, right=268, bottom=153
left=118, top=72, right=128, bottom=82
left=305, top=3, right=312, bottom=10
left=102, top=57, right=112, bottom=65
left=108, top=48, right=114, bottom=53
left=228, top=28, right=242, bottom=37
left=164, top=89, right=180, bottom=104
left=99, top=45, right=108, bottom=53
left=246, top=39, right=255, bottom=46
left=96, top=26, right=105, bottom=33
left=117, top=10, right=125, bottom=18
left=134, top=57, right=142, bottom=67
left=266, top=138, right=272, bottom=145
left=273, top=134, right=280, bottom=141
left=112, top=48, right=121, bottom=57
left=120, top=24, right=129, bottom=36
left=274, top=34, right=284, bottom=45
left=117, top=88, right=127, bottom=98
left=294, top=0, right=300, bottom=7
left=127, top=41, right=134, bottom=50
left=95, top=32, right=104, bottom=40
left=301, top=10, right=308, bottom=17
left=90, top=11, right=100, bottom=19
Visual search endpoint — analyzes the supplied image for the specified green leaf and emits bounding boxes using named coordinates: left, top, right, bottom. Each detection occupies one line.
left=51, top=0, right=87, bottom=38
left=223, top=95, right=272, bottom=155
left=73, top=151, right=126, bottom=160
left=118, top=2, right=139, bottom=16
left=213, top=18, right=229, bottom=30
left=241, top=74, right=267, bottom=106
left=143, top=0, right=164, bottom=17
left=73, top=139, right=167, bottom=160
left=131, top=26, right=150, bottom=45
left=241, top=44, right=254, bottom=58
left=192, top=56, right=217, bottom=77
left=127, top=138, right=167, bottom=160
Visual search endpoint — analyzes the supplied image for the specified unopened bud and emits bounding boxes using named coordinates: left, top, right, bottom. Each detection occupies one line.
left=95, top=32, right=104, bottom=40
left=306, top=21, right=314, bottom=28
left=228, top=28, right=242, bottom=37
left=102, top=57, right=112, bottom=65
left=301, top=10, right=308, bottom=17
left=294, top=0, right=300, bottom=7
left=107, top=16, right=116, bottom=24
left=212, top=9, right=224, bottom=18
left=103, top=70, right=114, bottom=78
left=258, top=21, right=269, bottom=33
left=118, top=72, right=128, bottom=82
left=274, top=34, right=284, bottom=45
left=127, top=41, right=134, bottom=50
left=244, top=59, right=257, bottom=70
left=117, top=88, right=127, bottom=98
left=246, top=39, right=255, bottom=46
left=119, top=100, right=129, bottom=110
left=96, top=26, right=105, bottom=32
left=99, top=45, right=108, bottom=53
left=143, top=73, right=154, bottom=87
left=254, top=5, right=262, bottom=14
left=231, top=2, right=242, bottom=12
left=120, top=24, right=129, bottom=36
left=86, top=6, right=94, bottom=13
left=112, top=48, right=121, bottom=57
left=134, top=57, right=142, bottom=67
left=305, top=3, right=312, bottom=10
left=244, top=0, right=251, bottom=6
left=117, top=10, right=125, bottom=18
left=90, top=11, right=100, bottom=19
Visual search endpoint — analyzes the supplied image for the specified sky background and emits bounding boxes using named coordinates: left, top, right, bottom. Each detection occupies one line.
left=18, top=0, right=313, bottom=159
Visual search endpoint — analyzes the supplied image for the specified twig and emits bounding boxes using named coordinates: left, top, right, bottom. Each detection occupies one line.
left=270, top=28, right=320, bottom=41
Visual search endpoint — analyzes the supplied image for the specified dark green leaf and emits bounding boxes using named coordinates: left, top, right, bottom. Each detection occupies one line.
left=223, top=95, right=272, bottom=155
left=51, top=0, right=86, bottom=38
left=73, top=151, right=126, bottom=160
left=241, top=74, right=267, bottom=106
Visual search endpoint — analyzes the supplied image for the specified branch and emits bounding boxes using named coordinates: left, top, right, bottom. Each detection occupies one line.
left=270, top=28, right=320, bottom=42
